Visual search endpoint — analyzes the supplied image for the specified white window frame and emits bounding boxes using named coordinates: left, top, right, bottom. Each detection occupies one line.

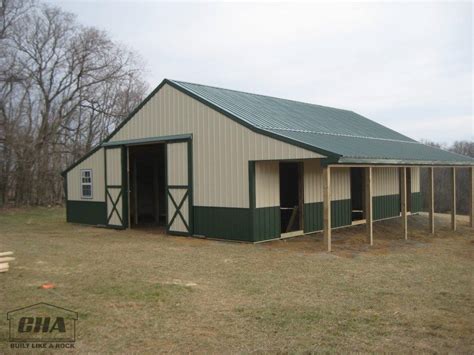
left=81, top=169, right=93, bottom=199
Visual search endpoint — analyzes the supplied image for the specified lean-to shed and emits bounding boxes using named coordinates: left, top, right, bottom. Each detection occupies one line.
left=62, top=79, right=474, bottom=247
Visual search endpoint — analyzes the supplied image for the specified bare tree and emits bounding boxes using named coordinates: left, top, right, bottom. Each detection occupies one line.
left=0, top=0, right=35, bottom=205
left=0, top=1, right=147, bottom=206
left=451, top=140, right=474, bottom=158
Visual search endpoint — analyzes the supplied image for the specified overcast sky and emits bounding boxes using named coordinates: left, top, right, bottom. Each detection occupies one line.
left=48, top=0, right=472, bottom=144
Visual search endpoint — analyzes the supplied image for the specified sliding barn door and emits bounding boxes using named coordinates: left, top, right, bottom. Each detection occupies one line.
left=105, top=147, right=127, bottom=228
left=166, top=141, right=192, bottom=235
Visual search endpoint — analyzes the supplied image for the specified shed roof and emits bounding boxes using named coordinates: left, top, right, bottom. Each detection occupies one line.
left=170, top=80, right=473, bottom=166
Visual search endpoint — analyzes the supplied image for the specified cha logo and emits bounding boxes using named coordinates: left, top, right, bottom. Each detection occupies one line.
left=7, top=303, right=78, bottom=343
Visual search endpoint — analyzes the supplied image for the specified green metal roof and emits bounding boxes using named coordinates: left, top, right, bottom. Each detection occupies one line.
left=171, top=80, right=474, bottom=166
left=63, top=78, right=473, bottom=176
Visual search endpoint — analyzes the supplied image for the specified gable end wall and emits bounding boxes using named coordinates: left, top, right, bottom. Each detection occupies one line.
left=110, top=84, right=324, bottom=208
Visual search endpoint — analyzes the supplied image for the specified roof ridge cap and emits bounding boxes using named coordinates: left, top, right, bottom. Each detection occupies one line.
left=264, top=127, right=420, bottom=144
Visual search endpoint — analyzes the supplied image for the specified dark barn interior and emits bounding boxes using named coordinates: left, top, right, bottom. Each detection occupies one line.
left=280, top=162, right=303, bottom=233
left=129, top=144, right=166, bottom=227
left=350, top=167, right=366, bottom=221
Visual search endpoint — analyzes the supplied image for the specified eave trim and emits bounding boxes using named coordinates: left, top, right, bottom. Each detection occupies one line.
left=336, top=157, right=474, bottom=166
left=102, top=134, right=192, bottom=147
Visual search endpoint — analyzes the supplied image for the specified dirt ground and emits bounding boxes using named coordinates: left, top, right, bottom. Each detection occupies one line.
left=0, top=208, right=472, bottom=353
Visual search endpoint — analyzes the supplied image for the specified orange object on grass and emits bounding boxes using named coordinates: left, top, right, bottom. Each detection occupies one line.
left=40, top=282, right=55, bottom=289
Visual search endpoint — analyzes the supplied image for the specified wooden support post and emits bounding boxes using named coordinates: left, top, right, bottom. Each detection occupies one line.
left=365, top=166, right=373, bottom=245
left=400, top=167, right=408, bottom=240
left=323, top=166, right=331, bottom=252
left=428, top=167, right=435, bottom=234
left=451, top=167, right=456, bottom=231
left=470, top=167, right=473, bottom=229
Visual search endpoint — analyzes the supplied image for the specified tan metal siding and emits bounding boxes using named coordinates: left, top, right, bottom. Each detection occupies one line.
left=67, top=148, right=105, bottom=202
left=373, top=167, right=399, bottom=197
left=167, top=142, right=188, bottom=186
left=304, top=161, right=350, bottom=202
left=106, top=149, right=122, bottom=186
left=411, top=167, right=420, bottom=193
left=255, top=161, right=280, bottom=208
left=332, top=167, right=351, bottom=201
left=110, top=84, right=324, bottom=208
left=304, top=159, right=323, bottom=203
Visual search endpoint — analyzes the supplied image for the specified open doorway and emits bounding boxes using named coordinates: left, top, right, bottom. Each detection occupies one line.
left=129, top=144, right=166, bottom=227
left=279, top=162, right=303, bottom=234
left=350, top=167, right=365, bottom=221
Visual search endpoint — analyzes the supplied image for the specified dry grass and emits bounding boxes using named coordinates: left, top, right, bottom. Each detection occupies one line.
left=0, top=208, right=473, bottom=353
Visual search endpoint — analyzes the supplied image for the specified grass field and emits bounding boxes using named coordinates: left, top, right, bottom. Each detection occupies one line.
left=0, top=208, right=473, bottom=353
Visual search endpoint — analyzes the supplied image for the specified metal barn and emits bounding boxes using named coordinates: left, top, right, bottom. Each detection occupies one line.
left=62, top=79, right=474, bottom=249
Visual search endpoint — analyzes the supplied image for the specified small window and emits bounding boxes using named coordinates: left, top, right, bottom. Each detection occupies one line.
left=81, top=169, right=93, bottom=199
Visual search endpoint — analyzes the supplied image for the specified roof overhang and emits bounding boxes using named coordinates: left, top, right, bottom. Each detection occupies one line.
left=102, top=134, right=192, bottom=147
left=334, top=157, right=474, bottom=167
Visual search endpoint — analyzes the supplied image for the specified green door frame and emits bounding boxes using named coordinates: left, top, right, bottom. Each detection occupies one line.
left=165, top=139, right=193, bottom=236
left=104, top=135, right=193, bottom=235
left=104, top=145, right=128, bottom=229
